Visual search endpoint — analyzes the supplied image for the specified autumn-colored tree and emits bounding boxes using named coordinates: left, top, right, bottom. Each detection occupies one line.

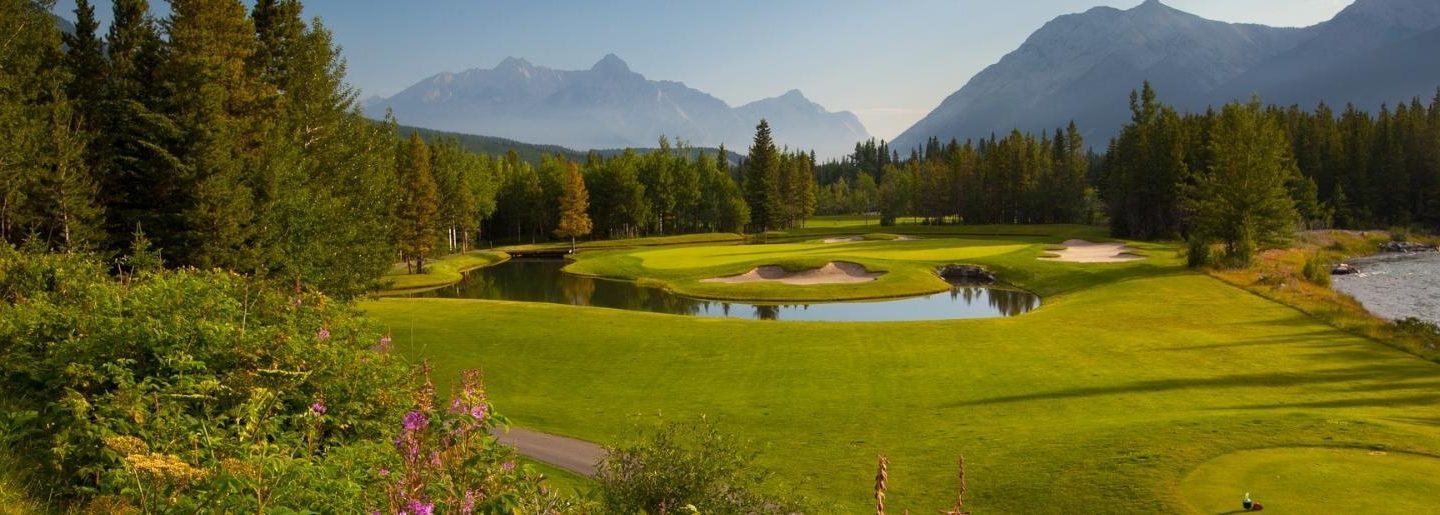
left=554, top=162, right=592, bottom=251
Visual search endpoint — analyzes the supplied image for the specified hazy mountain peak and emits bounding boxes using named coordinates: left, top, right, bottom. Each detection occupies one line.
left=894, top=0, right=1440, bottom=152
left=371, top=56, right=868, bottom=158
left=591, top=53, right=631, bottom=74
left=497, top=56, right=533, bottom=70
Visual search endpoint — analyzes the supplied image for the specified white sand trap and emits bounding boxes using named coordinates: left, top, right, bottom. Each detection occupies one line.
left=895, top=236, right=920, bottom=241
left=1039, top=239, right=1144, bottom=263
left=822, top=236, right=863, bottom=243
left=702, top=262, right=883, bottom=285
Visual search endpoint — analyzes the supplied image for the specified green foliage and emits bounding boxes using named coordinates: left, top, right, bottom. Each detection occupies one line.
left=0, top=248, right=572, bottom=512
left=0, top=247, right=410, bottom=511
left=1186, top=99, right=1299, bottom=267
left=596, top=417, right=807, bottom=514
left=395, top=132, right=439, bottom=273
left=1301, top=253, right=1332, bottom=287
left=1186, top=237, right=1212, bottom=268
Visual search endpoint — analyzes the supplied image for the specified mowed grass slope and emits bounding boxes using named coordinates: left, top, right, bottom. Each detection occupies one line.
left=365, top=227, right=1440, bottom=513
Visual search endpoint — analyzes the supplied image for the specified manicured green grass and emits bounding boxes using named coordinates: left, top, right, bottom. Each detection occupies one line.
left=364, top=228, right=1440, bottom=513
left=380, top=251, right=510, bottom=294
left=1181, top=448, right=1440, bottom=514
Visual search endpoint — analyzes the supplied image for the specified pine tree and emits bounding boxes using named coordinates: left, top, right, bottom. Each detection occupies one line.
left=1186, top=99, right=1298, bottom=267
left=554, top=162, right=592, bottom=251
left=395, top=132, right=438, bottom=273
left=742, top=120, right=780, bottom=232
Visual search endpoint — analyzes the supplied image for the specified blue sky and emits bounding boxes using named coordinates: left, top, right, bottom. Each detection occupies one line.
left=54, top=0, right=1352, bottom=139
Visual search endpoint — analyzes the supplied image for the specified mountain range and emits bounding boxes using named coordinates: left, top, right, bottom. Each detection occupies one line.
left=892, top=0, right=1440, bottom=152
left=367, top=54, right=869, bottom=159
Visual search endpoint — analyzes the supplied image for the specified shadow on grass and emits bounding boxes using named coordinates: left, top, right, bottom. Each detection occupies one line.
left=951, top=363, right=1438, bottom=408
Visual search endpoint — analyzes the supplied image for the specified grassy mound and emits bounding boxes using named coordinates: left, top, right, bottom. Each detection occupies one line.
left=1181, top=447, right=1440, bottom=514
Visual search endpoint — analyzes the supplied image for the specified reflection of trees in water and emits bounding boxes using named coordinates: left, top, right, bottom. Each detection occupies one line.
left=951, top=287, right=1039, bottom=317
left=558, top=274, right=596, bottom=306
left=427, top=259, right=1039, bottom=321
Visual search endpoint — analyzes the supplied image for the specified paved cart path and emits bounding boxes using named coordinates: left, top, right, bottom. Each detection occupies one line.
left=492, top=427, right=606, bottom=476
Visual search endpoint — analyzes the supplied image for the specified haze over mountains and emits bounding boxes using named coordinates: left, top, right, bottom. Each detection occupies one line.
left=367, top=54, right=869, bottom=159
left=893, top=0, right=1440, bottom=152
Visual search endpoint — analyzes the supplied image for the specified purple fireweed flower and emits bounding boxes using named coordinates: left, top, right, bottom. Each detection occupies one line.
left=502, top=461, right=515, bottom=472
left=378, top=468, right=389, bottom=477
left=406, top=500, right=434, bottom=515
left=403, top=410, right=428, bottom=431
left=372, top=334, right=393, bottom=352
left=310, top=400, right=326, bottom=415
left=461, top=490, right=477, bottom=515
left=429, top=451, right=442, bottom=467
left=470, top=403, right=487, bottom=421
left=317, top=327, right=331, bottom=340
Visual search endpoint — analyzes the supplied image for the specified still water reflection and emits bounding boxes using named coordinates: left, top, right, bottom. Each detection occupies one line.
left=413, top=259, right=1039, bottom=321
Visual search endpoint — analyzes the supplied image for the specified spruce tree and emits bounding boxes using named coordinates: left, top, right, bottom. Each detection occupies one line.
left=742, top=120, right=779, bottom=232
left=1186, top=99, right=1298, bottom=267
left=554, top=162, right=592, bottom=251
left=394, top=132, right=438, bottom=273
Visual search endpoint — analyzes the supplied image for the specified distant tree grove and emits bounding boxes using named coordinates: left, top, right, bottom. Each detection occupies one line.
left=1102, top=81, right=1440, bottom=265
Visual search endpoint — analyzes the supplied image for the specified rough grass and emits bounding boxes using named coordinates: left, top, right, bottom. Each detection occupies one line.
left=364, top=225, right=1440, bottom=513
left=1209, top=230, right=1440, bottom=361
left=379, top=251, right=510, bottom=294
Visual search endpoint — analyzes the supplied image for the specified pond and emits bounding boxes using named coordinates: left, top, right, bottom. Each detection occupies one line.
left=1333, top=251, right=1440, bottom=325
left=411, top=259, right=1040, bottom=321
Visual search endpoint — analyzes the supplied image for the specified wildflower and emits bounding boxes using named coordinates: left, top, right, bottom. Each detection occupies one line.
left=429, top=451, right=443, bottom=468
left=403, top=410, right=428, bottom=431
left=406, top=500, right=434, bottom=515
left=372, top=334, right=393, bottom=352
left=310, top=400, right=326, bottom=415
left=378, top=468, right=389, bottom=477
left=502, top=461, right=515, bottom=472
left=316, top=327, right=331, bottom=340
left=461, top=490, right=477, bottom=515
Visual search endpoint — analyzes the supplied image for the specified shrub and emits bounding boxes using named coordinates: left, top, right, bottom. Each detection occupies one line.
left=1301, top=254, right=1332, bottom=287
left=0, top=248, right=569, bottom=512
left=595, top=417, right=807, bottom=514
left=1186, top=238, right=1212, bottom=268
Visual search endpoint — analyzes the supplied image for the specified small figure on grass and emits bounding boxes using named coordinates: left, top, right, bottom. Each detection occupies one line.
left=1243, top=492, right=1264, bottom=511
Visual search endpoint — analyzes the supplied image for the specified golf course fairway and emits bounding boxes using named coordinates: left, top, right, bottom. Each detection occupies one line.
left=364, top=226, right=1440, bottom=513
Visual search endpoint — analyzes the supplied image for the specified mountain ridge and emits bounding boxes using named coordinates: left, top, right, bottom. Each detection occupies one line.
left=893, top=0, right=1440, bottom=151
left=369, top=55, right=869, bottom=159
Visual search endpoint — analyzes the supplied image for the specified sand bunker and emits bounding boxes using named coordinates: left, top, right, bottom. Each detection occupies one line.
left=1039, top=239, right=1144, bottom=263
left=702, top=262, right=883, bottom=285
left=821, top=236, right=863, bottom=243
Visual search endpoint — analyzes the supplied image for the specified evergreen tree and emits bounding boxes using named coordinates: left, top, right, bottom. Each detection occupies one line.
left=394, top=132, right=438, bottom=273
left=1186, top=99, right=1298, bottom=267
left=554, top=162, right=592, bottom=251
left=742, top=120, right=781, bottom=232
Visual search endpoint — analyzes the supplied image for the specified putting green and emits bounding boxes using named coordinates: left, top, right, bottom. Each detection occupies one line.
left=1181, top=447, right=1440, bottom=514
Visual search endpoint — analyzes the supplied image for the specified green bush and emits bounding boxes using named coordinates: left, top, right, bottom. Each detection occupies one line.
left=1301, top=254, right=1332, bottom=287
left=0, top=248, right=569, bottom=512
left=1186, top=238, right=1212, bottom=268
left=595, top=417, right=809, bottom=514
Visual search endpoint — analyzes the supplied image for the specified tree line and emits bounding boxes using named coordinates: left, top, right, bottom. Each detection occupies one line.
left=1102, top=81, right=1440, bottom=264
left=3, top=0, right=406, bottom=297
left=808, top=128, right=1097, bottom=226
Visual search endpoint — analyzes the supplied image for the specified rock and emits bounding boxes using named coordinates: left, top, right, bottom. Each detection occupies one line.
left=1331, top=263, right=1360, bottom=275
left=1379, top=241, right=1438, bottom=253
left=937, top=265, right=997, bottom=284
